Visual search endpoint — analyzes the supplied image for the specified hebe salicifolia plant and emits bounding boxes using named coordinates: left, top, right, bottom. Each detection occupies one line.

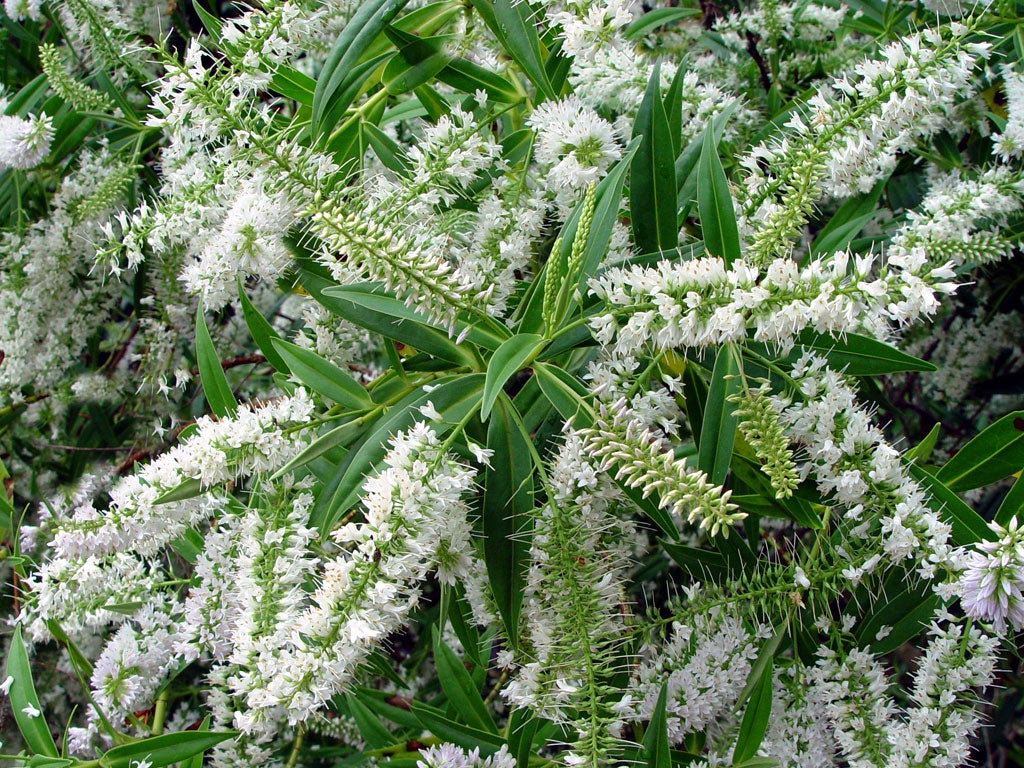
left=1, top=0, right=1024, bottom=766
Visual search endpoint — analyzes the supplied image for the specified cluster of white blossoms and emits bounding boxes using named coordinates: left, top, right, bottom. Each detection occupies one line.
left=624, top=608, right=769, bottom=744
left=527, top=96, right=622, bottom=198
left=889, top=165, right=1024, bottom=268
left=993, top=65, right=1024, bottom=160
left=589, top=250, right=958, bottom=356
left=957, top=518, right=1024, bottom=632
left=49, top=389, right=314, bottom=560
left=737, top=24, right=988, bottom=263
left=238, top=422, right=478, bottom=728
left=504, top=429, right=633, bottom=762
left=811, top=619, right=999, bottom=768
left=417, top=744, right=516, bottom=768
left=0, top=113, right=52, bottom=170
left=777, top=353, right=957, bottom=583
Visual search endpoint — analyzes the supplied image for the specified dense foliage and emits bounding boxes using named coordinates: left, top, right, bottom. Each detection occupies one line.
left=1, top=0, right=1024, bottom=766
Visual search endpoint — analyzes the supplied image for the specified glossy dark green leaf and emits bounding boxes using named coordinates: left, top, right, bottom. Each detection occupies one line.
left=533, top=362, right=593, bottom=428
left=382, top=32, right=454, bottom=95
left=272, top=417, right=366, bottom=479
left=732, top=655, right=773, bottom=765
left=311, top=0, right=412, bottom=138
left=272, top=339, right=373, bottom=410
left=324, top=283, right=509, bottom=350
left=363, top=120, right=412, bottom=175
left=910, top=464, right=996, bottom=544
left=154, top=478, right=203, bottom=505
left=346, top=694, right=396, bottom=749
left=631, top=61, right=678, bottom=253
left=440, top=57, right=521, bottom=103
left=696, top=128, right=740, bottom=265
left=481, top=334, right=546, bottom=420
left=905, top=423, right=941, bottom=466
left=643, top=684, right=671, bottom=768
left=269, top=66, right=316, bottom=107
left=482, top=396, right=534, bottom=645
left=5, top=624, right=58, bottom=757
left=182, top=717, right=212, bottom=768
left=411, top=703, right=505, bottom=753
left=698, top=344, right=741, bottom=486
left=432, top=627, right=498, bottom=734
left=507, top=708, right=539, bottom=768
left=311, top=375, right=484, bottom=533
left=661, top=540, right=729, bottom=582
left=99, top=730, right=237, bottom=768
left=623, top=6, right=701, bottom=39
left=995, top=472, right=1024, bottom=527
left=237, top=282, right=291, bottom=374
left=936, top=411, right=1024, bottom=492
left=302, top=272, right=475, bottom=366
left=196, top=305, right=238, bottom=419
left=789, top=330, right=936, bottom=375
left=471, top=0, right=555, bottom=100
left=856, top=577, right=939, bottom=655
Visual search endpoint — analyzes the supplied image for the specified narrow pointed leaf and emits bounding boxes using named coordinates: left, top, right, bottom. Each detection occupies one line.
left=99, top=730, right=237, bottom=768
left=5, top=624, right=59, bottom=757
left=311, top=0, right=412, bottom=138
left=732, top=655, right=773, bottom=765
left=936, top=410, right=1024, bottom=492
left=482, top=395, right=534, bottom=644
left=432, top=627, right=498, bottom=735
left=643, top=684, right=671, bottom=768
left=631, top=61, right=678, bottom=253
left=698, top=344, right=741, bottom=486
left=481, top=334, right=546, bottom=420
left=272, top=339, right=373, bottom=410
left=237, top=283, right=291, bottom=374
left=696, top=128, right=740, bottom=265
left=196, top=305, right=238, bottom=419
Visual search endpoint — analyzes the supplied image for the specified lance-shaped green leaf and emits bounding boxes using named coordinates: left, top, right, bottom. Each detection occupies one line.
left=303, top=273, right=475, bottom=366
left=5, top=624, right=59, bottom=757
left=732, top=655, right=773, bottom=765
left=196, top=305, right=237, bottom=419
left=996, top=472, right=1024, bottom=527
left=411, top=703, right=506, bottom=753
left=312, top=0, right=412, bottom=139
left=791, top=330, right=935, bottom=375
left=237, top=282, right=290, bottom=374
left=99, top=730, right=237, bottom=768
left=470, top=0, right=556, bottom=100
left=909, top=464, right=996, bottom=544
left=698, top=344, right=741, bottom=486
left=856, top=574, right=939, bottom=655
left=644, top=684, right=671, bottom=768
left=311, top=375, right=484, bottom=533
left=432, top=627, right=499, bottom=735
left=271, top=339, right=373, bottom=410
left=382, top=31, right=455, bottom=95
left=696, top=127, right=740, bottom=265
left=631, top=61, right=678, bottom=253
left=936, top=411, right=1024, bottom=492
left=345, top=694, right=396, bottom=749
left=481, top=334, right=547, bottom=420
left=482, top=395, right=535, bottom=644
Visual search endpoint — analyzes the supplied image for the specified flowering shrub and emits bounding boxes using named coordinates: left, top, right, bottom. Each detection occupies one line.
left=1, top=0, right=1024, bottom=766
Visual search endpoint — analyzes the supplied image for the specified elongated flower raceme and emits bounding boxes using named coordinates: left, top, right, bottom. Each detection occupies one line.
left=588, top=251, right=957, bottom=356
left=239, top=422, right=477, bottom=729
left=504, top=430, right=634, bottom=766
left=581, top=400, right=744, bottom=537
left=737, top=22, right=988, bottom=263
left=50, top=390, right=314, bottom=560
left=776, top=354, right=957, bottom=584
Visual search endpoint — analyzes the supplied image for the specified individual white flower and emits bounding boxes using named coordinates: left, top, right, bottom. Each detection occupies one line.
left=21, top=704, right=41, bottom=718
